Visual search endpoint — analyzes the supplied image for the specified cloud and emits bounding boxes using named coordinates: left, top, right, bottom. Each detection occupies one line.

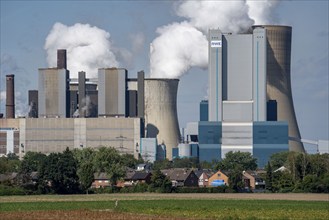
left=150, top=22, right=208, bottom=78
left=246, top=0, right=280, bottom=25
left=44, top=22, right=119, bottom=78
left=0, top=54, right=30, bottom=116
left=150, top=0, right=280, bottom=79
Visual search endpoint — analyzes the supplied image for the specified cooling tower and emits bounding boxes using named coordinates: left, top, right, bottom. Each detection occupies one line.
left=144, top=79, right=181, bottom=160
left=253, top=25, right=304, bottom=152
left=6, top=74, right=15, bottom=118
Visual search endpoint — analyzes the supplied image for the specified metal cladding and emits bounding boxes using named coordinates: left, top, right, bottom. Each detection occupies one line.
left=6, top=74, right=15, bottom=118
left=57, top=49, right=67, bottom=69
left=253, top=25, right=304, bottom=152
left=144, top=78, right=181, bottom=160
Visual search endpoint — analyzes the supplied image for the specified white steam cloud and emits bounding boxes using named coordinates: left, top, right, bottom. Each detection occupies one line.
left=150, top=0, right=280, bottom=78
left=150, top=22, right=208, bottom=78
left=44, top=23, right=119, bottom=78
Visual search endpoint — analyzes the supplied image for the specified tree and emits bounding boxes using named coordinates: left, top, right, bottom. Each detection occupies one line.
left=0, top=154, right=21, bottom=173
left=172, top=157, right=200, bottom=168
left=228, top=167, right=244, bottom=192
left=18, top=152, right=46, bottom=188
left=73, top=148, right=96, bottom=192
left=152, top=159, right=173, bottom=170
left=77, top=161, right=94, bottom=193
left=215, top=151, right=257, bottom=171
left=149, top=169, right=172, bottom=193
left=39, top=148, right=80, bottom=194
left=269, top=151, right=290, bottom=170
left=265, top=161, right=273, bottom=192
left=93, top=147, right=126, bottom=186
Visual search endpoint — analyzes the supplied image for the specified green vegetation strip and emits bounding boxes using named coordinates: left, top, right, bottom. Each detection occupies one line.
left=0, top=199, right=328, bottom=219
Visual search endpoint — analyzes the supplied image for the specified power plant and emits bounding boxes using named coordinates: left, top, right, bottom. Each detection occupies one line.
left=144, top=79, right=181, bottom=159
left=253, top=25, right=304, bottom=152
left=1, top=24, right=324, bottom=166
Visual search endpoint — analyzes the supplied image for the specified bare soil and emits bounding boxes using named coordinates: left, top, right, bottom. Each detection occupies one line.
left=0, top=210, right=188, bottom=220
left=0, top=193, right=328, bottom=203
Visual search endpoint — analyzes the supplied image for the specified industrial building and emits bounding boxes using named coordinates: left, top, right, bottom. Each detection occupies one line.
left=1, top=25, right=323, bottom=167
left=0, top=49, right=180, bottom=161
left=172, top=25, right=300, bottom=168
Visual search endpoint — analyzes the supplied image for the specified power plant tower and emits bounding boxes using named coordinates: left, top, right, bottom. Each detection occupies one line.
left=253, top=25, right=304, bottom=152
left=6, top=74, right=15, bottom=118
left=144, top=79, right=181, bottom=159
left=38, top=49, right=70, bottom=118
left=98, top=68, right=128, bottom=117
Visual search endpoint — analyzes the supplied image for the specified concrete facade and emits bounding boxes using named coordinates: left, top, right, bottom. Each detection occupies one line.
left=253, top=25, right=304, bottom=152
left=98, top=68, right=127, bottom=117
left=38, top=68, right=70, bottom=118
left=0, top=118, right=141, bottom=158
left=144, top=79, right=181, bottom=160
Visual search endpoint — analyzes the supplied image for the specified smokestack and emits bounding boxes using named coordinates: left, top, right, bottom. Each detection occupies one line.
left=253, top=25, right=304, bottom=152
left=57, top=49, right=67, bottom=69
left=144, top=78, right=181, bottom=160
left=78, top=71, right=86, bottom=117
left=6, top=74, right=15, bottom=118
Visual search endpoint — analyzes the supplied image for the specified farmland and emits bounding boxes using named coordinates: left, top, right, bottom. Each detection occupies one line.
left=0, top=194, right=328, bottom=219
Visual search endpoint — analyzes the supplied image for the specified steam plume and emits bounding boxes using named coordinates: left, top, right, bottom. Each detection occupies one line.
left=150, top=0, right=280, bottom=78
left=44, top=23, right=119, bottom=78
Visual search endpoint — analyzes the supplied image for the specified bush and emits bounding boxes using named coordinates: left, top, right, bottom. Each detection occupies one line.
left=173, top=186, right=228, bottom=193
left=0, top=184, right=26, bottom=196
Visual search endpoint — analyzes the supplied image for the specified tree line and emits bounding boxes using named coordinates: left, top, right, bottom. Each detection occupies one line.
left=0, top=147, right=328, bottom=194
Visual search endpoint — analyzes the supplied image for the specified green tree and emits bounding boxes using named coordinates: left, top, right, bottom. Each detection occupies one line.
left=73, top=148, right=96, bottom=192
left=93, top=147, right=125, bottom=186
left=153, top=159, right=173, bottom=170
left=149, top=169, right=172, bottom=193
left=269, top=151, right=290, bottom=170
left=172, top=157, right=200, bottom=168
left=215, top=151, right=257, bottom=171
left=77, top=161, right=94, bottom=193
left=18, top=152, right=46, bottom=189
left=39, top=148, right=80, bottom=194
left=265, top=161, right=273, bottom=192
left=228, top=167, right=244, bottom=192
left=0, top=154, right=21, bottom=174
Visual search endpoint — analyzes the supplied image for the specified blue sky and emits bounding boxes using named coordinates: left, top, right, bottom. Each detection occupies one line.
left=0, top=1, right=328, bottom=153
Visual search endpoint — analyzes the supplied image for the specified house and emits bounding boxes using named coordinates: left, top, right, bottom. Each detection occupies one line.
left=194, top=169, right=214, bottom=187
left=208, top=170, right=229, bottom=187
left=136, top=163, right=152, bottom=171
left=91, top=172, right=111, bottom=188
left=161, top=168, right=198, bottom=187
left=242, top=170, right=266, bottom=191
left=0, top=172, right=18, bottom=184
left=124, top=171, right=152, bottom=186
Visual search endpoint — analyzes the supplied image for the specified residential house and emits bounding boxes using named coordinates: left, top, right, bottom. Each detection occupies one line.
left=161, top=168, right=198, bottom=187
left=136, top=163, right=152, bottom=171
left=0, top=172, right=18, bottom=184
left=124, top=172, right=152, bottom=186
left=242, top=170, right=266, bottom=191
left=208, top=170, right=229, bottom=187
left=194, top=169, right=214, bottom=187
left=91, top=172, right=111, bottom=188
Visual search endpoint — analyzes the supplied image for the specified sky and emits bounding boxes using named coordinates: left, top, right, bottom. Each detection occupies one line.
left=0, top=0, right=328, bottom=153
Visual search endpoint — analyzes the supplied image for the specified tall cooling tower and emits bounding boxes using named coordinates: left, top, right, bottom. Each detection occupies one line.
left=253, top=25, right=304, bottom=152
left=144, top=79, right=181, bottom=159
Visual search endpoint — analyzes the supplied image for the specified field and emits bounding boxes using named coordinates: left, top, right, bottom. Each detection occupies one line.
left=0, top=193, right=328, bottom=219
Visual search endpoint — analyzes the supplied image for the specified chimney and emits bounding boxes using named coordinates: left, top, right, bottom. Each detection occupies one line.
left=57, top=49, right=67, bottom=69
left=6, top=74, right=15, bottom=118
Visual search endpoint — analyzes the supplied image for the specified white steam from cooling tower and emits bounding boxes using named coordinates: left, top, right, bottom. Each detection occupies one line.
left=150, top=0, right=280, bottom=78
left=44, top=23, right=119, bottom=79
